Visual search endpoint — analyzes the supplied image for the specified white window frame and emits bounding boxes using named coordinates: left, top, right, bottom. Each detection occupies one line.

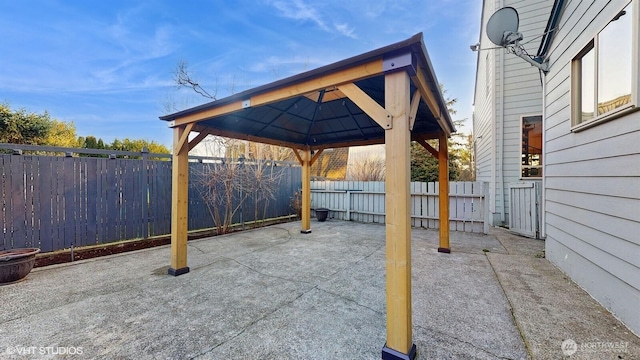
left=571, top=0, right=640, bottom=131
left=520, top=114, right=543, bottom=179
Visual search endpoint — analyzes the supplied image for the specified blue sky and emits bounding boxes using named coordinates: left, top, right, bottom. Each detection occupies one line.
left=0, top=0, right=481, bottom=147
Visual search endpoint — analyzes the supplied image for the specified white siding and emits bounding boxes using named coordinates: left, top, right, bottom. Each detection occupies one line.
left=543, top=0, right=640, bottom=335
left=473, top=0, right=553, bottom=225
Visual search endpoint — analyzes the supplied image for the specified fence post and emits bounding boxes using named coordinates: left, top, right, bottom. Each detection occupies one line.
left=141, top=147, right=149, bottom=239
left=345, top=190, right=351, bottom=221
left=483, top=182, right=490, bottom=234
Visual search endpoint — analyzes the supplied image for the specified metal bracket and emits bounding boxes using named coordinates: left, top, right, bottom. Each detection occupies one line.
left=383, top=51, right=416, bottom=76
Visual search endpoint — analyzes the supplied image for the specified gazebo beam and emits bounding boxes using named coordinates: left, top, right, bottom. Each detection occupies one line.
left=382, top=70, right=416, bottom=360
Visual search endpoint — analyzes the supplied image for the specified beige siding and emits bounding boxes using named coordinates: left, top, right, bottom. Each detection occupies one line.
left=473, top=0, right=552, bottom=225
left=543, top=0, right=640, bottom=335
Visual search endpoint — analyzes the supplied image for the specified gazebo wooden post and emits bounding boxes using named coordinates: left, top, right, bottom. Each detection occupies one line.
left=382, top=70, right=416, bottom=360
left=437, top=132, right=450, bottom=253
left=168, top=124, right=191, bottom=276
left=300, top=148, right=312, bottom=234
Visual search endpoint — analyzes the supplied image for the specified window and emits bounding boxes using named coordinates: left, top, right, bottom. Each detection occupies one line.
left=521, top=115, right=542, bottom=178
left=571, top=2, right=636, bottom=128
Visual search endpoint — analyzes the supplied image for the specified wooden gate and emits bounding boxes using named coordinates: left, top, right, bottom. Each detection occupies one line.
left=508, top=181, right=541, bottom=238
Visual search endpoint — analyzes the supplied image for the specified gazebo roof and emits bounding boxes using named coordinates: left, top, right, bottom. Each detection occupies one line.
left=159, top=33, right=455, bottom=150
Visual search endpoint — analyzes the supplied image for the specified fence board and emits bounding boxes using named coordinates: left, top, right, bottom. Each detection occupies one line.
left=86, top=159, right=98, bottom=245
left=23, top=156, right=34, bottom=248
left=39, top=157, right=54, bottom=251
left=75, top=158, right=86, bottom=247
left=96, top=158, right=106, bottom=244
left=123, top=161, right=136, bottom=240
left=10, top=155, right=26, bottom=249
left=0, top=157, right=6, bottom=250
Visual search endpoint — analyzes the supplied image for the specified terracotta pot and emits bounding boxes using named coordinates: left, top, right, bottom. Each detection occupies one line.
left=0, top=248, right=41, bottom=285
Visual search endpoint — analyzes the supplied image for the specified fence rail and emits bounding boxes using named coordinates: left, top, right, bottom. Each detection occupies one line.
left=311, top=181, right=489, bottom=233
left=0, top=144, right=301, bottom=252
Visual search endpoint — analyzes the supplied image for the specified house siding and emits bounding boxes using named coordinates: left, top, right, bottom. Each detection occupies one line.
left=543, top=0, right=640, bottom=335
left=473, top=0, right=552, bottom=226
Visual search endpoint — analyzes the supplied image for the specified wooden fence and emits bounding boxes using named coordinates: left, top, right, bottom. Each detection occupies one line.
left=0, top=145, right=301, bottom=252
left=311, top=181, right=489, bottom=233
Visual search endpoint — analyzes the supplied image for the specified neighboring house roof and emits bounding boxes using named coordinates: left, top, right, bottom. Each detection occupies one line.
left=536, top=0, right=567, bottom=61
left=159, top=33, right=455, bottom=151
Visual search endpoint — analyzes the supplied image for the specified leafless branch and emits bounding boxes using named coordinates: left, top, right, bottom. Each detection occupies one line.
left=174, top=60, right=217, bottom=100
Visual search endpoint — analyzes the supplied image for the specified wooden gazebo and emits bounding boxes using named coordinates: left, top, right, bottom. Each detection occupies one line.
left=159, top=33, right=455, bottom=360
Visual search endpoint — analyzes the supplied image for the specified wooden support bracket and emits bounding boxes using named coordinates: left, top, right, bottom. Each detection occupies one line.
left=188, top=131, right=209, bottom=151
left=416, top=137, right=438, bottom=158
left=175, top=123, right=194, bottom=154
left=310, top=149, right=324, bottom=166
left=338, top=82, right=393, bottom=130
left=291, top=148, right=303, bottom=165
left=411, top=67, right=452, bottom=135
left=409, top=91, right=421, bottom=131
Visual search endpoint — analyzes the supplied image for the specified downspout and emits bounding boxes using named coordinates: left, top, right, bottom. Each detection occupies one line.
left=540, top=74, right=547, bottom=239
left=498, top=0, right=506, bottom=225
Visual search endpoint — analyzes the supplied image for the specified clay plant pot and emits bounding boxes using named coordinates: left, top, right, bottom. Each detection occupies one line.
left=315, top=208, right=329, bottom=222
left=0, top=248, right=41, bottom=285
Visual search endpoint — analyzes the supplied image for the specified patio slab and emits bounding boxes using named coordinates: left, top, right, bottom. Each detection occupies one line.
left=1, top=220, right=638, bottom=359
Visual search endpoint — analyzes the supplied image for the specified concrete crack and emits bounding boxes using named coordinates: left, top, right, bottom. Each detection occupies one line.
left=485, top=253, right=533, bottom=360
left=220, top=256, right=315, bottom=285
left=316, top=287, right=383, bottom=315
left=188, top=243, right=206, bottom=254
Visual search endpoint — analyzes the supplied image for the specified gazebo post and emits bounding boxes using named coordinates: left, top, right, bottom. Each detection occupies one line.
left=382, top=70, right=416, bottom=360
left=300, top=148, right=312, bottom=233
left=437, top=132, right=450, bottom=253
left=168, top=125, right=190, bottom=276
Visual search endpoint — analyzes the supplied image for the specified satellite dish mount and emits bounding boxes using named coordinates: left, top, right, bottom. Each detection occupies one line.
left=486, top=7, right=549, bottom=73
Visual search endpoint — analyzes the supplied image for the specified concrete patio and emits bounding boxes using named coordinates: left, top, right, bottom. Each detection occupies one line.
left=1, top=220, right=638, bottom=359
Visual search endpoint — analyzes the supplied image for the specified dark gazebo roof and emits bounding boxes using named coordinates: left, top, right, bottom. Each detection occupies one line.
left=160, top=33, right=455, bottom=150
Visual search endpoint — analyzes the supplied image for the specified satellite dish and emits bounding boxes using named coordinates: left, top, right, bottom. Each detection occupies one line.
left=486, top=7, right=520, bottom=46
left=484, top=6, right=549, bottom=73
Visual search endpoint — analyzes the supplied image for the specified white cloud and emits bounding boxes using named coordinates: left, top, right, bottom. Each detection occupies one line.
left=267, top=0, right=357, bottom=38
left=334, top=23, right=357, bottom=39
left=269, top=0, right=329, bottom=30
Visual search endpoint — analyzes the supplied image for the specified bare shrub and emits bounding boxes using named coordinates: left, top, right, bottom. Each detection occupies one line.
left=346, top=156, right=385, bottom=181
left=194, top=159, right=285, bottom=234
